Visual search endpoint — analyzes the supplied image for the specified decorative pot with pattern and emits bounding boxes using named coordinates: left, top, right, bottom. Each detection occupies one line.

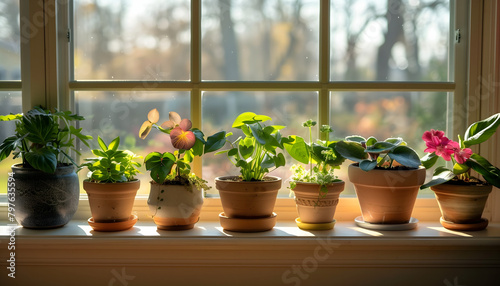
left=293, top=181, right=345, bottom=224
left=11, top=164, right=79, bottom=228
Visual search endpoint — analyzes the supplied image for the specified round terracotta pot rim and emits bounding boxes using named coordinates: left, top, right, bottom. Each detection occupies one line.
left=83, top=179, right=140, bottom=185
left=11, top=163, right=76, bottom=173
left=349, top=163, right=425, bottom=172
left=215, top=175, right=282, bottom=183
left=292, top=180, right=344, bottom=186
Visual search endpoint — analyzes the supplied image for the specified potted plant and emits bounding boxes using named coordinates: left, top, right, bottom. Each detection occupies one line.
left=215, top=112, right=289, bottom=232
left=139, top=109, right=226, bottom=230
left=81, top=136, right=142, bottom=231
left=284, top=119, right=345, bottom=230
left=335, top=136, right=425, bottom=229
left=0, top=106, right=92, bottom=228
left=420, top=113, right=500, bottom=231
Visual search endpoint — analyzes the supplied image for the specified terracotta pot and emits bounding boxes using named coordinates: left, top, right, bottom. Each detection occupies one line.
left=215, top=176, right=282, bottom=218
left=293, top=181, right=345, bottom=223
left=148, top=183, right=203, bottom=230
left=348, top=164, right=426, bottom=224
left=11, top=164, right=80, bottom=229
left=83, top=180, right=140, bottom=223
left=431, top=183, right=492, bottom=224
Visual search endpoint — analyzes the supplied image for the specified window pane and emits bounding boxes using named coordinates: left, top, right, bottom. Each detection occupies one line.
left=0, top=0, right=20, bottom=80
left=330, top=91, right=450, bottom=196
left=331, top=0, right=451, bottom=81
left=202, top=0, right=320, bottom=81
left=74, top=0, right=190, bottom=80
left=202, top=91, right=318, bottom=197
left=0, top=91, right=22, bottom=194
left=75, top=91, right=190, bottom=194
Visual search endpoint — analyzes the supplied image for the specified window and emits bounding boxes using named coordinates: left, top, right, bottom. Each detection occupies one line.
left=69, top=0, right=458, bottom=197
left=1, top=0, right=498, bottom=222
left=0, top=0, right=21, bottom=195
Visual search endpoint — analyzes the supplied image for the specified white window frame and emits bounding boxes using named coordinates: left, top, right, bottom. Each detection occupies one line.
left=1, top=0, right=498, bottom=223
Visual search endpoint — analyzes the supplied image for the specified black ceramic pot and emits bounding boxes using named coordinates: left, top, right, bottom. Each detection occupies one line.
left=11, top=164, right=80, bottom=228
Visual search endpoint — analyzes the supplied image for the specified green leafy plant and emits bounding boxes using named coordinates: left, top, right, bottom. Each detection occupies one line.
left=81, top=136, right=142, bottom=183
left=139, top=109, right=226, bottom=188
left=285, top=119, right=344, bottom=195
left=420, top=113, right=500, bottom=189
left=335, top=135, right=421, bottom=172
left=0, top=106, right=92, bottom=173
left=217, top=112, right=290, bottom=181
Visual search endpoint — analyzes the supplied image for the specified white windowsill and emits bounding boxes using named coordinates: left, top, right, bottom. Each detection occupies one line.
left=1, top=221, right=499, bottom=285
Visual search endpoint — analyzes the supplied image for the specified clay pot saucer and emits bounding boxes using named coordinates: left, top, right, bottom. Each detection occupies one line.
left=440, top=217, right=488, bottom=231
left=219, top=212, right=277, bottom=232
left=88, top=214, right=138, bottom=232
left=295, top=217, right=336, bottom=230
left=354, top=216, right=418, bottom=231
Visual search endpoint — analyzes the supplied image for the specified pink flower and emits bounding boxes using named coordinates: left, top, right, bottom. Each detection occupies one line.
left=454, top=148, right=473, bottom=164
left=422, top=129, right=456, bottom=161
left=170, top=118, right=196, bottom=150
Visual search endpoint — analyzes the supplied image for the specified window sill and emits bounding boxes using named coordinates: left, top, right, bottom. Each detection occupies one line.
left=1, top=220, right=499, bottom=285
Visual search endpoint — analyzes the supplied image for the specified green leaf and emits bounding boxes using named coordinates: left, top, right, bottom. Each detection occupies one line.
left=22, top=113, right=58, bottom=145
left=367, top=141, right=396, bottom=153
left=421, top=153, right=439, bottom=169
left=359, top=159, right=377, bottom=171
left=261, top=154, right=275, bottom=169
left=0, top=136, right=23, bottom=162
left=345, top=135, right=366, bottom=143
left=366, top=136, right=377, bottom=147
left=205, top=131, right=226, bottom=153
left=145, top=152, right=176, bottom=184
left=388, top=146, right=421, bottom=168
left=335, top=141, right=368, bottom=162
left=232, top=112, right=271, bottom=128
left=384, top=137, right=403, bottom=146
left=108, top=137, right=120, bottom=152
left=284, top=136, right=309, bottom=164
left=97, top=136, right=108, bottom=151
left=452, top=163, right=469, bottom=175
left=70, top=126, right=92, bottom=148
left=249, top=123, right=267, bottom=145
left=274, top=153, right=286, bottom=168
left=466, top=153, right=500, bottom=188
left=24, top=147, right=57, bottom=173
left=463, top=113, right=500, bottom=147
left=238, top=137, right=254, bottom=159
left=420, top=166, right=456, bottom=189
left=0, top=114, right=23, bottom=121
left=192, top=129, right=206, bottom=144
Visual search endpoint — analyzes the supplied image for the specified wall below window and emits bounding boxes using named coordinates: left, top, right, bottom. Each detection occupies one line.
left=1, top=221, right=499, bottom=286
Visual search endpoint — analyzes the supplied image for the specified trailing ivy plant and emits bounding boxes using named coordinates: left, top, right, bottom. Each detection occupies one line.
left=81, top=136, right=142, bottom=183
left=0, top=106, right=92, bottom=173
left=284, top=119, right=345, bottom=197
left=217, top=112, right=290, bottom=181
left=335, top=136, right=421, bottom=171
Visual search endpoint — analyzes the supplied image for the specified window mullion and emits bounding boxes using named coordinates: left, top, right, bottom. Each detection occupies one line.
left=191, top=0, right=202, bottom=177
left=20, top=0, right=47, bottom=112
left=319, top=0, right=331, bottom=139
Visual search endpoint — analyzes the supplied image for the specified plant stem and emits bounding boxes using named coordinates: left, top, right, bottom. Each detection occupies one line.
left=309, top=126, right=313, bottom=177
